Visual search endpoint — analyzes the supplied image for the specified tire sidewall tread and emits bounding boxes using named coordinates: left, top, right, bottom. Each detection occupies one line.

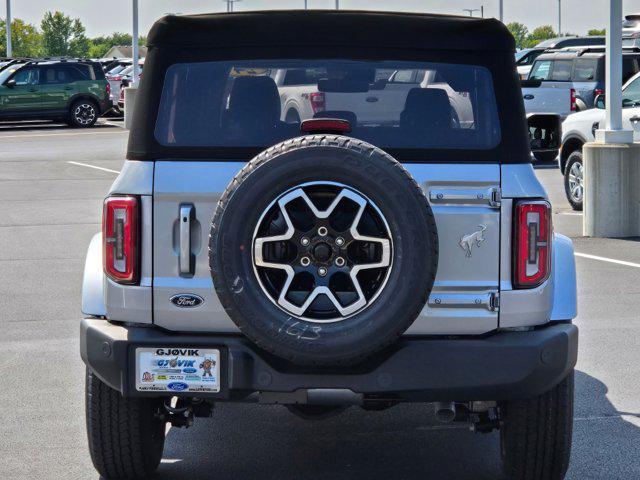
left=85, top=369, right=165, bottom=479
left=564, top=151, right=583, bottom=211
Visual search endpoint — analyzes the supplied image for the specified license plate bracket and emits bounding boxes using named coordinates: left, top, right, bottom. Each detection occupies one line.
left=135, top=347, right=221, bottom=393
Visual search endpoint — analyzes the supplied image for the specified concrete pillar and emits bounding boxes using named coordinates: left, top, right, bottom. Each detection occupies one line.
left=585, top=0, right=636, bottom=238
left=583, top=142, right=640, bottom=237
left=123, top=87, right=138, bottom=130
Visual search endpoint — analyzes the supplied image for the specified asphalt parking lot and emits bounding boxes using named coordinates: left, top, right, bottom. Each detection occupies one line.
left=0, top=120, right=639, bottom=480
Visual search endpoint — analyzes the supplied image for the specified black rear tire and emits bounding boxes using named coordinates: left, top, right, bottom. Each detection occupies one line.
left=68, top=99, right=99, bottom=128
left=500, top=370, right=574, bottom=480
left=563, top=151, right=583, bottom=211
left=85, top=369, right=166, bottom=479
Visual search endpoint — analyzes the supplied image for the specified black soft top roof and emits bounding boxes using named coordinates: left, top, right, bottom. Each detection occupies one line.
left=148, top=10, right=515, bottom=52
left=129, top=10, right=531, bottom=164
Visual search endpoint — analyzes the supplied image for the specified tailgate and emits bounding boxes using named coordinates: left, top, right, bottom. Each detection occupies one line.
left=522, top=85, right=572, bottom=117
left=152, top=162, right=501, bottom=335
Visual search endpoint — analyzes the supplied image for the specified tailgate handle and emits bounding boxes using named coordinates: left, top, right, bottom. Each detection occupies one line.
left=179, top=204, right=195, bottom=276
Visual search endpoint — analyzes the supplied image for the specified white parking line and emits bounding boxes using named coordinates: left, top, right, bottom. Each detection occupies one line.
left=67, top=161, right=120, bottom=174
left=557, top=212, right=582, bottom=216
left=104, top=121, right=126, bottom=128
left=575, top=252, right=640, bottom=269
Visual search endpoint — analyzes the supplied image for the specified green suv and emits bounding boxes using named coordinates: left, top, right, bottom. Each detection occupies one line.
left=0, top=60, right=111, bottom=127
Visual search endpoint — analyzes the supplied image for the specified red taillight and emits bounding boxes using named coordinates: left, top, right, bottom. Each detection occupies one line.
left=570, top=88, right=577, bottom=111
left=309, top=92, right=326, bottom=114
left=103, top=196, right=139, bottom=284
left=105, top=82, right=111, bottom=97
left=513, top=200, right=552, bottom=289
left=594, top=88, right=604, bottom=97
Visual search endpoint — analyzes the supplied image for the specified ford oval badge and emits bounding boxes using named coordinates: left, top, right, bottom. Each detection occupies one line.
left=170, top=294, right=204, bottom=308
left=167, top=382, right=189, bottom=392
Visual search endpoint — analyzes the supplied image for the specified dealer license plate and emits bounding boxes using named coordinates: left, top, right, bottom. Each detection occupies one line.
left=135, top=347, right=220, bottom=393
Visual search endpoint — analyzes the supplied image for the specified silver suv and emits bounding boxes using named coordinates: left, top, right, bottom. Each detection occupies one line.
left=80, top=11, right=578, bottom=480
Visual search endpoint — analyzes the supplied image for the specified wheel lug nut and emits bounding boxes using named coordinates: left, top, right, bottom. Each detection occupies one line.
left=300, top=257, right=311, bottom=267
left=318, top=226, right=328, bottom=236
left=318, top=267, right=327, bottom=277
left=335, top=237, right=345, bottom=247
left=300, top=237, right=310, bottom=246
left=335, top=257, right=345, bottom=267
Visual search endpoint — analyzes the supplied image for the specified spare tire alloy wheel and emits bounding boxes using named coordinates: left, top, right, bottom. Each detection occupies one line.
left=210, top=136, right=439, bottom=366
left=253, top=181, right=392, bottom=322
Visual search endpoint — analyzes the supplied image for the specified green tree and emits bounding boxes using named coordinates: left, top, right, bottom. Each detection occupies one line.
left=87, top=32, right=147, bottom=58
left=588, top=28, right=606, bottom=36
left=0, top=18, right=44, bottom=57
left=87, top=42, right=109, bottom=58
left=524, top=25, right=558, bottom=48
left=507, top=22, right=529, bottom=50
left=40, top=11, right=89, bottom=57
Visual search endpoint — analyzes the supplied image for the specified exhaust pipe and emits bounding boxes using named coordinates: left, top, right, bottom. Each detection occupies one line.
left=434, top=402, right=457, bottom=423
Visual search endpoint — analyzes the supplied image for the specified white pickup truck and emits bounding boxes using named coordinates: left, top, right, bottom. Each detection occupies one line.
left=521, top=79, right=568, bottom=163
left=521, top=78, right=575, bottom=118
left=272, top=68, right=473, bottom=127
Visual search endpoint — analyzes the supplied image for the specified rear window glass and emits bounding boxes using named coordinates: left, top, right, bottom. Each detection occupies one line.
left=550, top=60, right=573, bottom=81
left=572, top=59, right=597, bottom=81
left=154, top=59, right=501, bottom=151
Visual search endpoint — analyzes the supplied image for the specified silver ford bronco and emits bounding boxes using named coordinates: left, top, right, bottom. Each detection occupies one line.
left=80, top=11, right=578, bottom=480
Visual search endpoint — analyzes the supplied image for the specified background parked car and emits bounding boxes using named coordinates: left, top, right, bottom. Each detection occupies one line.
left=107, top=60, right=143, bottom=115
left=560, top=70, right=640, bottom=210
left=0, top=58, right=29, bottom=73
left=516, top=36, right=605, bottom=79
left=0, top=59, right=111, bottom=127
left=92, top=57, right=124, bottom=72
left=527, top=47, right=640, bottom=111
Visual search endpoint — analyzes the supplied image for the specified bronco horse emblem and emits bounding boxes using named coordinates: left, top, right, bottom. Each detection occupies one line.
left=459, top=225, right=487, bottom=258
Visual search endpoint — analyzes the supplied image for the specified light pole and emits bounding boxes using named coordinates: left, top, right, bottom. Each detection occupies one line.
left=499, top=0, right=503, bottom=22
left=124, top=0, right=140, bottom=129
left=558, top=0, right=562, bottom=35
left=5, top=0, right=11, bottom=57
left=304, top=0, right=307, bottom=8
left=462, top=8, right=481, bottom=17
left=132, top=0, right=139, bottom=87
left=335, top=0, right=339, bottom=10
left=601, top=0, right=625, bottom=137
left=223, top=0, right=241, bottom=12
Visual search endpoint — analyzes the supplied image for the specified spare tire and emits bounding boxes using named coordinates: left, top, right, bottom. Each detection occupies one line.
left=209, top=136, right=438, bottom=366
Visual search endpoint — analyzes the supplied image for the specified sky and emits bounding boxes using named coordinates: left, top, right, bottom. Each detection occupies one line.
left=5, top=0, right=640, bottom=38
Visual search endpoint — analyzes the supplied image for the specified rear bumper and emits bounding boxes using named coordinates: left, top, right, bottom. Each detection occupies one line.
left=98, top=98, right=112, bottom=115
left=80, top=318, right=577, bottom=402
